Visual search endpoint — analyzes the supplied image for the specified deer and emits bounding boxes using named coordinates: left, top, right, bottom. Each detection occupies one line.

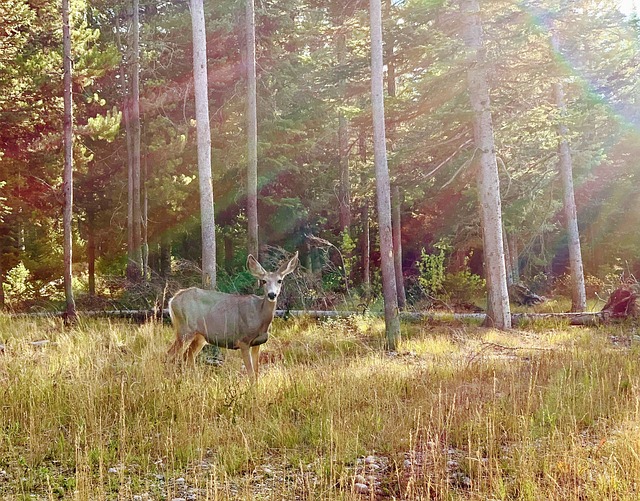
left=166, top=251, right=298, bottom=380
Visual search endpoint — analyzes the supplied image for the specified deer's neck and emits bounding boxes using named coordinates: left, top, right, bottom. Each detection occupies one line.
left=260, top=296, right=278, bottom=319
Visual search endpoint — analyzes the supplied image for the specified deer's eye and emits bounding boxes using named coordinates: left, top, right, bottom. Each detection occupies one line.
left=260, top=280, right=266, bottom=285
left=278, top=280, right=282, bottom=284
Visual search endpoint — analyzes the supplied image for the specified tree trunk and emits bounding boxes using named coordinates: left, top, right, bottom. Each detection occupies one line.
left=370, top=0, right=401, bottom=350
left=331, top=3, right=351, bottom=234
left=551, top=31, right=586, bottom=312
left=246, top=0, right=259, bottom=259
left=190, top=0, right=216, bottom=290
left=142, top=150, right=149, bottom=281
left=131, top=0, right=142, bottom=281
left=392, top=184, right=406, bottom=309
left=116, top=10, right=136, bottom=282
left=459, top=0, right=511, bottom=329
left=62, top=0, right=77, bottom=324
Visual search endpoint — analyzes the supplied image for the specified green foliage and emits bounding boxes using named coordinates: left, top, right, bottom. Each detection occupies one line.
left=441, top=268, right=486, bottom=304
left=3, top=262, right=32, bottom=304
left=416, top=240, right=450, bottom=298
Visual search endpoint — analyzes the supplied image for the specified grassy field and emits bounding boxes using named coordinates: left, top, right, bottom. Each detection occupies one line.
left=1, top=314, right=640, bottom=500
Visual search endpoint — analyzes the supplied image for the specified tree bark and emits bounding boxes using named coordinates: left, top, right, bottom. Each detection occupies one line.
left=246, top=0, right=259, bottom=259
left=131, top=0, right=142, bottom=281
left=392, top=184, right=406, bottom=309
left=190, top=0, right=216, bottom=289
left=62, top=0, right=77, bottom=323
left=370, top=0, right=401, bottom=349
left=551, top=31, right=586, bottom=312
left=459, top=0, right=511, bottom=329
left=142, top=147, right=149, bottom=280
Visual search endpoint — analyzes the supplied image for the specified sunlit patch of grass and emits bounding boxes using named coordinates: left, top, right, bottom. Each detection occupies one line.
left=2, top=314, right=640, bottom=499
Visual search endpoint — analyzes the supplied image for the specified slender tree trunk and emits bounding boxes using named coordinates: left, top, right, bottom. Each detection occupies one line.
left=392, top=184, right=406, bottom=308
left=62, top=0, right=77, bottom=323
left=370, top=0, right=401, bottom=349
left=117, top=9, right=136, bottom=282
left=142, top=152, right=149, bottom=280
left=335, top=21, right=351, bottom=233
left=131, top=0, right=143, bottom=281
left=551, top=31, right=586, bottom=312
left=190, top=0, right=216, bottom=289
left=459, top=0, right=511, bottom=329
left=246, top=0, right=259, bottom=259
left=87, top=211, right=96, bottom=295
left=385, top=0, right=404, bottom=308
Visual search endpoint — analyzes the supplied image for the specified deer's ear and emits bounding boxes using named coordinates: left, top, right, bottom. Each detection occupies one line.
left=247, top=255, right=267, bottom=278
left=279, top=251, right=299, bottom=276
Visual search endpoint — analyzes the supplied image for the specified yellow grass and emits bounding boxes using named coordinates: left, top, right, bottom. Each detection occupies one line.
left=1, top=314, right=640, bottom=499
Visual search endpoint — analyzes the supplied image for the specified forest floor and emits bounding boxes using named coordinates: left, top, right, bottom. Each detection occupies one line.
left=1, top=312, right=640, bottom=500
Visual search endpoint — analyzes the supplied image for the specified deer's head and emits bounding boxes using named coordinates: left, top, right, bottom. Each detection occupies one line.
left=247, top=252, right=299, bottom=302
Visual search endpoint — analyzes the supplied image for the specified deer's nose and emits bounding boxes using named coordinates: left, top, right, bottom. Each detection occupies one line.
left=267, top=292, right=277, bottom=301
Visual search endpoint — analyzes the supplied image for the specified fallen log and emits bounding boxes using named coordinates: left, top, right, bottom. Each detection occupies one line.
left=4, top=308, right=604, bottom=325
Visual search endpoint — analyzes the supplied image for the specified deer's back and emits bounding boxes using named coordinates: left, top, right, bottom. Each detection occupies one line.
left=169, top=287, right=274, bottom=348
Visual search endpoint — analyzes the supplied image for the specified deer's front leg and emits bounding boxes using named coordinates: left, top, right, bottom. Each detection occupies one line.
left=251, top=345, right=261, bottom=377
left=239, top=343, right=257, bottom=380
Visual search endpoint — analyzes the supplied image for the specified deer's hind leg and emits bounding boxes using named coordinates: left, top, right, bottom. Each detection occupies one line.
left=166, top=335, right=185, bottom=363
left=167, top=328, right=197, bottom=364
left=184, top=333, right=207, bottom=366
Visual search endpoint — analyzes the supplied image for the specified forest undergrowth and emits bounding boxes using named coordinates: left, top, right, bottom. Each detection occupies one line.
left=1, top=314, right=640, bottom=500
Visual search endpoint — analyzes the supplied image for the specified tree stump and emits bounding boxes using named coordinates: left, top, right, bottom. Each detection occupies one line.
left=601, top=286, right=638, bottom=320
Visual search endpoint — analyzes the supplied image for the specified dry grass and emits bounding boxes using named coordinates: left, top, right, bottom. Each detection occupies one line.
left=1, top=314, right=640, bottom=500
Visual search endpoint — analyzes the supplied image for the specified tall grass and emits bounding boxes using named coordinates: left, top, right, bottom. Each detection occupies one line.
left=1, top=315, right=639, bottom=499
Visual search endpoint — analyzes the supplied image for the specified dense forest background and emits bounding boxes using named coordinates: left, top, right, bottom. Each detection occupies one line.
left=1, top=0, right=639, bottom=311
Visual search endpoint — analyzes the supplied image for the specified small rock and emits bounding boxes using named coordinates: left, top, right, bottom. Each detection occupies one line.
left=354, top=474, right=367, bottom=484
left=403, top=459, right=412, bottom=469
left=367, top=463, right=380, bottom=471
left=171, top=498, right=186, bottom=501
left=108, top=467, right=118, bottom=474
left=447, top=460, right=458, bottom=469
left=364, top=455, right=377, bottom=464
left=133, top=496, right=143, bottom=501
left=263, top=467, right=273, bottom=476
left=0, top=469, right=7, bottom=478
left=155, top=474, right=165, bottom=481
left=354, top=483, right=369, bottom=495
left=366, top=475, right=377, bottom=484
left=175, top=477, right=185, bottom=485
